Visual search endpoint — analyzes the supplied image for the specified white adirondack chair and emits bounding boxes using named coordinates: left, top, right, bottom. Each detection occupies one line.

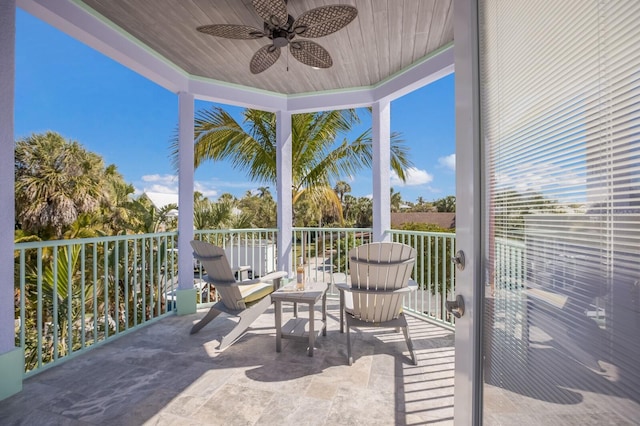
left=336, top=242, right=418, bottom=365
left=190, top=240, right=287, bottom=349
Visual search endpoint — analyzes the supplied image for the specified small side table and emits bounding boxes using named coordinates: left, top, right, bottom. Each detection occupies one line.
left=271, top=280, right=328, bottom=356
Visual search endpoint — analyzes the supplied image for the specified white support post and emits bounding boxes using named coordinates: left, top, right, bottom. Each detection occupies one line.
left=276, top=110, right=293, bottom=276
left=453, top=0, right=482, bottom=424
left=176, top=91, right=196, bottom=315
left=0, top=0, right=23, bottom=401
left=372, top=99, right=392, bottom=242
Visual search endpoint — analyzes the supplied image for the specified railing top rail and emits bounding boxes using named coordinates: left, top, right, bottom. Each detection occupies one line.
left=195, top=228, right=279, bottom=234
left=14, top=228, right=458, bottom=251
left=387, top=229, right=456, bottom=238
left=14, top=231, right=179, bottom=250
left=292, top=227, right=373, bottom=232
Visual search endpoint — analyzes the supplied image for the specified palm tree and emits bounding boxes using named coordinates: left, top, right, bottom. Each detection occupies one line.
left=390, top=188, right=403, bottom=213
left=15, top=132, right=111, bottom=239
left=170, top=107, right=413, bottom=219
left=257, top=186, right=271, bottom=198
left=434, top=195, right=456, bottom=212
left=334, top=181, right=352, bottom=204
left=102, top=165, right=136, bottom=234
left=127, top=195, right=178, bottom=234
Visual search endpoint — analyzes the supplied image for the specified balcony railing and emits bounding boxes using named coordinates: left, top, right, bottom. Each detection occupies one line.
left=14, top=228, right=457, bottom=376
left=14, top=233, right=179, bottom=376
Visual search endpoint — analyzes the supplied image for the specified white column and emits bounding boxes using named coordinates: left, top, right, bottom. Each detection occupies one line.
left=276, top=110, right=293, bottom=275
left=372, top=99, right=391, bottom=242
left=0, top=0, right=23, bottom=402
left=453, top=0, right=482, bottom=424
left=176, top=92, right=196, bottom=314
left=0, top=0, right=16, bottom=355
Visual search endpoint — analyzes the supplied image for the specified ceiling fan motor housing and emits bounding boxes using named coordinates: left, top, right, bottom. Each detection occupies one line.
left=271, top=28, right=290, bottom=47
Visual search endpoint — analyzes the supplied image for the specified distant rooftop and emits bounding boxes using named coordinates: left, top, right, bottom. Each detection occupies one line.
left=391, top=212, right=456, bottom=229
left=143, top=192, right=179, bottom=210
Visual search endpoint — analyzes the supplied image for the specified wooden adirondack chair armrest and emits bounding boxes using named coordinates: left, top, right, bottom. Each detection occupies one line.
left=259, top=270, right=288, bottom=282
left=335, top=282, right=350, bottom=292
left=258, top=270, right=288, bottom=290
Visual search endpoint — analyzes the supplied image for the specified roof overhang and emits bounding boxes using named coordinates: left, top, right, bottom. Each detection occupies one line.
left=18, top=0, right=454, bottom=112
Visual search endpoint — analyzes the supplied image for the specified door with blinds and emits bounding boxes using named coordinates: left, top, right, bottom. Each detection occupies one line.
left=478, top=0, right=640, bottom=424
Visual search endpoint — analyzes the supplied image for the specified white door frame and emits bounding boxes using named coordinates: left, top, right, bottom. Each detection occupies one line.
left=453, top=0, right=483, bottom=424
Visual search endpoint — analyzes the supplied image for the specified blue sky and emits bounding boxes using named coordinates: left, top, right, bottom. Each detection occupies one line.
left=14, top=9, right=455, bottom=204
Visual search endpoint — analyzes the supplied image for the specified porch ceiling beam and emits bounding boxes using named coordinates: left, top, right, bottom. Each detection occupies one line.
left=373, top=45, right=455, bottom=103
left=189, top=78, right=286, bottom=113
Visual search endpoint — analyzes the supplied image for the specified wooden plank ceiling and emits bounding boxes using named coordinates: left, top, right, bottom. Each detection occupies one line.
left=80, top=0, right=453, bottom=95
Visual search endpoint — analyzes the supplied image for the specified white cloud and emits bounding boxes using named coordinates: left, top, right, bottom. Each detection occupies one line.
left=194, top=182, right=218, bottom=198
left=146, top=184, right=177, bottom=194
left=141, top=174, right=177, bottom=184
left=138, top=174, right=217, bottom=198
left=391, top=167, right=434, bottom=187
left=139, top=174, right=178, bottom=195
left=438, top=154, right=456, bottom=171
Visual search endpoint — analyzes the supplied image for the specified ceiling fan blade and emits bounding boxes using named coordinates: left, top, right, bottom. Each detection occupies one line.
left=292, top=5, right=358, bottom=38
left=197, top=24, right=264, bottom=39
left=252, top=0, right=288, bottom=27
left=250, top=45, right=281, bottom=74
left=289, top=40, right=332, bottom=69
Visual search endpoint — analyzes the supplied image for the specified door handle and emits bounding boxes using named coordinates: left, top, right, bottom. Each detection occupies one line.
left=446, top=295, right=465, bottom=318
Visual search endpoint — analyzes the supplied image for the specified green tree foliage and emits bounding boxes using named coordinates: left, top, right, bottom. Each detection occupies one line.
left=343, top=196, right=373, bottom=228
left=409, top=196, right=435, bottom=212
left=238, top=188, right=277, bottom=228
left=125, top=195, right=178, bottom=234
left=334, top=180, right=351, bottom=205
left=394, top=222, right=456, bottom=296
left=15, top=132, right=114, bottom=238
left=433, top=195, right=456, bottom=212
left=390, top=187, right=403, bottom=212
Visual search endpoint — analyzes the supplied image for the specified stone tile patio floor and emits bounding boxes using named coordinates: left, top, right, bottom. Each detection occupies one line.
left=0, top=301, right=456, bottom=425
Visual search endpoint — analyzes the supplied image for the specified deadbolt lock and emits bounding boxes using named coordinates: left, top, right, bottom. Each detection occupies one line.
left=451, top=250, right=465, bottom=271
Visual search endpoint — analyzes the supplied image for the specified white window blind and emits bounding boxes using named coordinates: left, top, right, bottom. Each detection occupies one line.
left=479, top=0, right=640, bottom=423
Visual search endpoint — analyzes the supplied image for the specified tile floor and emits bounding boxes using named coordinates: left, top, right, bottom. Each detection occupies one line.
left=0, top=301, right=455, bottom=425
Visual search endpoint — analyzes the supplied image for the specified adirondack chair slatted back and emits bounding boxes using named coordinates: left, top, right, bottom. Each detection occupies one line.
left=190, top=240, right=245, bottom=310
left=349, top=242, right=416, bottom=323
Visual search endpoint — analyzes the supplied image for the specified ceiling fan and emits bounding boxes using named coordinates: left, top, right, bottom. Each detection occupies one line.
left=197, top=0, right=358, bottom=74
